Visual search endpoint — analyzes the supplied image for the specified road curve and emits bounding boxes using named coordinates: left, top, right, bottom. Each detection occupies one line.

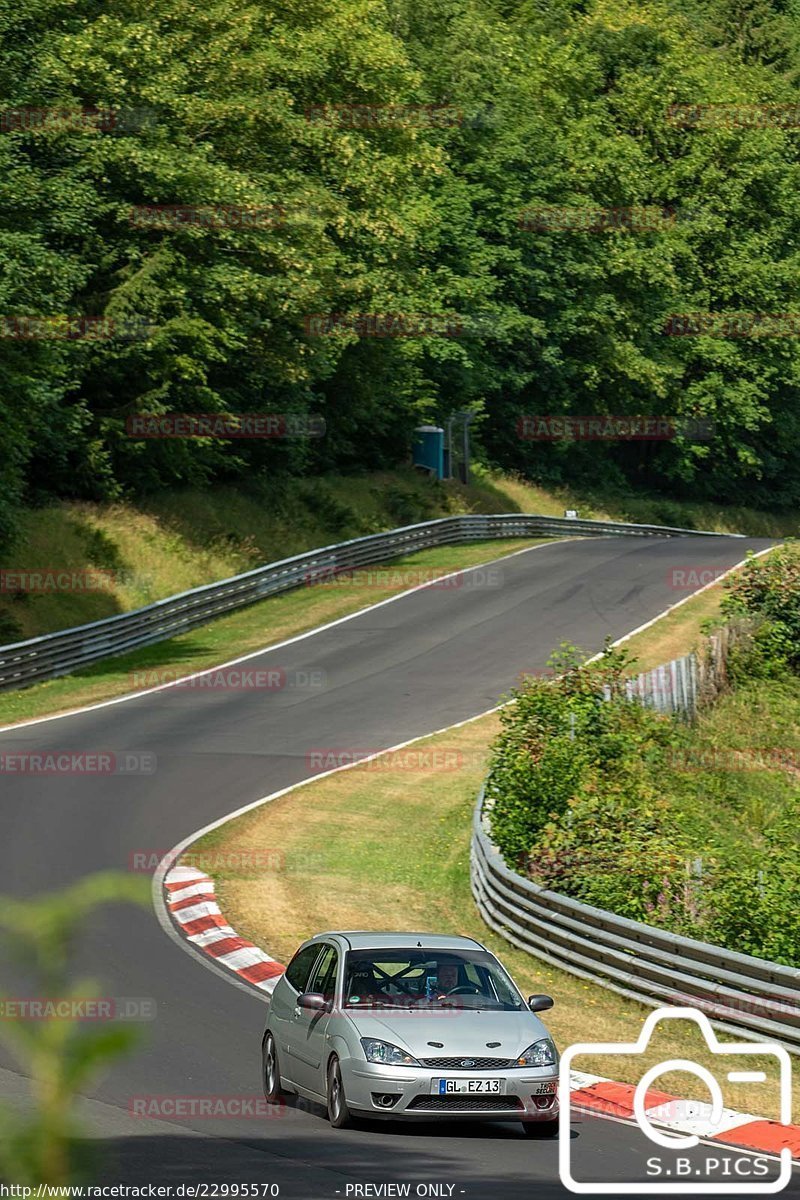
left=2, top=533, right=795, bottom=1200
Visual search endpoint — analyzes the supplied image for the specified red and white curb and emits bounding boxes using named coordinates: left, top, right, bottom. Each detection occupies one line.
left=164, top=865, right=799, bottom=1160
left=164, top=865, right=284, bottom=991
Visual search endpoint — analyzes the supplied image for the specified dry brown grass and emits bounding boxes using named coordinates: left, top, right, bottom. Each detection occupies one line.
left=196, top=715, right=798, bottom=1122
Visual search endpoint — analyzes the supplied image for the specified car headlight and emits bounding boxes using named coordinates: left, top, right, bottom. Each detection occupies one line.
left=517, top=1038, right=558, bottom=1067
left=360, top=1038, right=419, bottom=1066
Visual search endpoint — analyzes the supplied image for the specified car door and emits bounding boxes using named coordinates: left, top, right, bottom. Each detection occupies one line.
left=287, top=942, right=339, bottom=1094
left=271, top=942, right=324, bottom=1085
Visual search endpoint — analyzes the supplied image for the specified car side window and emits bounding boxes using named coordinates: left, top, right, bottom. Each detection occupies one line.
left=307, top=945, right=338, bottom=1001
left=285, top=944, right=322, bottom=993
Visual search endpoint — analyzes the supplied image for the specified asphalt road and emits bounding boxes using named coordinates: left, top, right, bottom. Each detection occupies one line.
left=1, top=533, right=796, bottom=1200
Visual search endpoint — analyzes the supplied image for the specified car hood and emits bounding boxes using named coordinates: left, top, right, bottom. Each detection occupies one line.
left=343, top=1008, right=553, bottom=1060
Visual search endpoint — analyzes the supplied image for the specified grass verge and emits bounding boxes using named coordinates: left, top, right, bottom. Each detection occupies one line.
left=193, top=714, right=797, bottom=1122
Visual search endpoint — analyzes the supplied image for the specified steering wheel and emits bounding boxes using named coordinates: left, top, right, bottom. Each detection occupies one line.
left=445, top=985, right=481, bottom=996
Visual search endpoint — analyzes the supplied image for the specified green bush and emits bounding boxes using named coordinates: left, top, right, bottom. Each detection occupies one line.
left=486, top=643, right=678, bottom=867
left=726, top=618, right=795, bottom=682
left=485, top=641, right=800, bottom=967
left=0, top=612, right=23, bottom=644
left=722, top=546, right=800, bottom=670
left=703, top=821, right=800, bottom=966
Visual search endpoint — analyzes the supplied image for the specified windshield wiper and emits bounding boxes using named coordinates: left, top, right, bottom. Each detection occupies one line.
left=346, top=1000, right=407, bottom=1009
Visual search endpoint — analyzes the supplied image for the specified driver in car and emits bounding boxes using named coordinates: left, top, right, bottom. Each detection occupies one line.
left=433, top=963, right=461, bottom=999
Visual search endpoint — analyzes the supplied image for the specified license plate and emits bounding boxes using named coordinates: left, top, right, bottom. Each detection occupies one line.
left=432, top=1078, right=503, bottom=1094
left=531, top=1080, right=557, bottom=1096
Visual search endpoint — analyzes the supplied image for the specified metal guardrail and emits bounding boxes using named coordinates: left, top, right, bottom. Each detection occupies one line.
left=471, top=787, right=800, bottom=1051
left=619, top=650, right=699, bottom=717
left=0, top=512, right=737, bottom=693
left=620, top=625, right=746, bottom=718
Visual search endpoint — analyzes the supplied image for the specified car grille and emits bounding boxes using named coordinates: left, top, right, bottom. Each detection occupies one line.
left=421, top=1056, right=515, bottom=1070
left=408, top=1095, right=523, bottom=1112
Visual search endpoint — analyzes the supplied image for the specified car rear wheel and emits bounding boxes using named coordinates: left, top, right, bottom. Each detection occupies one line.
left=521, top=1117, right=559, bottom=1138
left=262, top=1033, right=283, bottom=1102
left=326, top=1056, right=352, bottom=1128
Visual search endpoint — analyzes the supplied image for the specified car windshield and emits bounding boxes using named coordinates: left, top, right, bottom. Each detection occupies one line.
left=342, top=948, right=526, bottom=1011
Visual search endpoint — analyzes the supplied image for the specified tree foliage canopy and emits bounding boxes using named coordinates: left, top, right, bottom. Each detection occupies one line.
left=3, top=0, right=800, bottom=547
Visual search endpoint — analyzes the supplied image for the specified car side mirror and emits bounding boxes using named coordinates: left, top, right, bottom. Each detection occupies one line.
left=528, top=994, right=554, bottom=1013
left=297, top=992, right=330, bottom=1011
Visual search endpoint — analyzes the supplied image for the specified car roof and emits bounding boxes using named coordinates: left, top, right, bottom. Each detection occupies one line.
left=310, top=931, right=486, bottom=951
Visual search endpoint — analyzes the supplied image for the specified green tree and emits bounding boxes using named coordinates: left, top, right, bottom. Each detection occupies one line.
left=0, top=873, right=150, bottom=1184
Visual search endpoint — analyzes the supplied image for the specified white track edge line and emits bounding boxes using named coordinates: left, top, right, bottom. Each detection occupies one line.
left=152, top=541, right=779, bottom=1000
left=0, top=538, right=574, bottom=733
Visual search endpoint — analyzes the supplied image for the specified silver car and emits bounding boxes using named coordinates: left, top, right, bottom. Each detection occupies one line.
left=261, top=931, right=559, bottom=1135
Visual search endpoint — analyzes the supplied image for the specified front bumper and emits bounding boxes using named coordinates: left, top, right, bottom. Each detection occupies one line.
left=341, top=1060, right=560, bottom=1121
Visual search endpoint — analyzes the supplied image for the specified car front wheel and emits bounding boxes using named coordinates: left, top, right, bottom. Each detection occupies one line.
left=262, top=1032, right=283, bottom=1103
left=326, top=1056, right=352, bottom=1128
